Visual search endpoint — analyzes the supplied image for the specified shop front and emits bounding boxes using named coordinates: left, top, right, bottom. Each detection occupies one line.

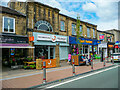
left=0, top=34, right=34, bottom=69
left=115, top=41, right=120, bottom=53
left=107, top=42, right=115, bottom=57
left=98, top=43, right=107, bottom=61
left=33, top=32, right=69, bottom=67
left=69, top=36, right=100, bottom=60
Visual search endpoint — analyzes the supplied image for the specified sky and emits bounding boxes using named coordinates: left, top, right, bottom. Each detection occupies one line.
left=0, top=0, right=119, bottom=31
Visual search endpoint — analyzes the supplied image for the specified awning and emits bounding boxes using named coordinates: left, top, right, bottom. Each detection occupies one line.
left=0, top=43, right=35, bottom=48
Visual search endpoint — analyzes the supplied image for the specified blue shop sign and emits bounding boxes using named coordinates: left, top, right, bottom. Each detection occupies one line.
left=69, top=36, right=100, bottom=45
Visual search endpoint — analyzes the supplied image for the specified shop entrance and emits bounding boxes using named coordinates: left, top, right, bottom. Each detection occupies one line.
left=35, top=46, right=55, bottom=59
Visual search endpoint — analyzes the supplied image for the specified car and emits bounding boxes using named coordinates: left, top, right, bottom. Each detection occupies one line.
left=111, top=53, right=120, bottom=62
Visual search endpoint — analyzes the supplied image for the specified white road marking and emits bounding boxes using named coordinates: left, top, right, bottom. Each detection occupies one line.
left=46, top=66, right=118, bottom=88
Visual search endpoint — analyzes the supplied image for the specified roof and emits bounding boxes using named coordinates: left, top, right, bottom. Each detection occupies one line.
left=0, top=5, right=26, bottom=17
left=97, top=30, right=114, bottom=35
left=59, top=13, right=97, bottom=27
left=106, top=29, right=120, bottom=32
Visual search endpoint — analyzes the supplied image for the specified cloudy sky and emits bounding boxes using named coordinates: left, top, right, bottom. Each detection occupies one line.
left=0, top=0, right=119, bottom=31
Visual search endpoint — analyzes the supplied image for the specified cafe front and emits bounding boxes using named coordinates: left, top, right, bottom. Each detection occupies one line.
left=33, top=32, right=69, bottom=67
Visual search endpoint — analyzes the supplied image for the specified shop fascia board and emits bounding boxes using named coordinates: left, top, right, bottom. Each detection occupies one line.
left=0, top=46, right=35, bottom=48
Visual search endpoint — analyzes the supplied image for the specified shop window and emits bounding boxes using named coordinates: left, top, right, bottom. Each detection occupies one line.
left=60, top=21, right=65, bottom=31
left=93, top=28, right=95, bottom=38
left=3, top=16, right=15, bottom=33
left=72, top=24, right=76, bottom=35
left=80, top=25, right=83, bottom=36
left=87, top=27, right=90, bottom=38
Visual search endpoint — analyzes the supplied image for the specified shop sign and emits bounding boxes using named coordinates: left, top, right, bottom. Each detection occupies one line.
left=99, top=34, right=104, bottom=40
left=0, top=35, right=28, bottom=44
left=115, top=45, right=120, bottom=48
left=80, top=40, right=93, bottom=44
left=115, top=41, right=120, bottom=45
left=29, top=36, right=34, bottom=41
left=37, top=34, right=67, bottom=42
left=108, top=45, right=114, bottom=48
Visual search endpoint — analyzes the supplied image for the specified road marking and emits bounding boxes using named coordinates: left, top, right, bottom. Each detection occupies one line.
left=0, top=66, right=72, bottom=81
left=46, top=66, right=118, bottom=89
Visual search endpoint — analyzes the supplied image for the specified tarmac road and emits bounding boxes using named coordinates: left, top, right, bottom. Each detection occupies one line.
left=43, top=65, right=119, bottom=89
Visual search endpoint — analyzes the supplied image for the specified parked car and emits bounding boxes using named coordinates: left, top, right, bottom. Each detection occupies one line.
left=111, top=53, right=120, bottom=62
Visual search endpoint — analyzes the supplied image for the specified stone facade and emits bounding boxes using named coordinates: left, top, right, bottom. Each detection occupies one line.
left=7, top=1, right=99, bottom=66
left=0, top=13, right=26, bottom=35
left=97, top=30, right=114, bottom=43
left=105, top=29, right=120, bottom=42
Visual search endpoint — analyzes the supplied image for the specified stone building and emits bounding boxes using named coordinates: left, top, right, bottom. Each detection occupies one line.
left=8, top=0, right=100, bottom=67
left=105, top=29, right=120, bottom=53
left=97, top=30, right=115, bottom=60
left=0, top=5, right=34, bottom=67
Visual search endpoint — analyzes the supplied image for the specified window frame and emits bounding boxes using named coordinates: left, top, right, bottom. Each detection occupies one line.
left=60, top=20, right=65, bottom=31
left=93, top=28, right=95, bottom=38
left=87, top=27, right=90, bottom=38
left=80, top=25, right=83, bottom=36
left=72, top=23, right=76, bottom=35
left=2, top=16, right=15, bottom=33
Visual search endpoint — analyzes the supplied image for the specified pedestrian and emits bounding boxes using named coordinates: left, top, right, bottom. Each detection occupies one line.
left=68, top=54, right=71, bottom=65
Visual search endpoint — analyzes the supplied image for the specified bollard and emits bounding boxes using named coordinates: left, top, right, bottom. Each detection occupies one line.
left=43, top=61, right=46, bottom=84
left=112, top=57, right=114, bottom=64
left=91, top=60, right=93, bottom=71
left=107, top=56, right=109, bottom=63
left=103, top=58, right=106, bottom=68
left=72, top=59, right=75, bottom=76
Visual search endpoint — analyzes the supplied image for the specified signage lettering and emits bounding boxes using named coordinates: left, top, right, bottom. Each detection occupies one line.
left=37, top=34, right=67, bottom=42
left=0, top=35, right=28, bottom=44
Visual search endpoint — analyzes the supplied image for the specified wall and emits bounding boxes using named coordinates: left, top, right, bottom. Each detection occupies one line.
left=0, top=13, right=26, bottom=35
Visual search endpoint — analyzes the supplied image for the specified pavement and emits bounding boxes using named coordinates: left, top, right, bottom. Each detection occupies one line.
left=1, top=59, right=114, bottom=88
left=44, top=66, right=118, bottom=88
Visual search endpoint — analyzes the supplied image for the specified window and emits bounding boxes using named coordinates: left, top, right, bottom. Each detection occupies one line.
left=3, top=16, right=15, bottom=33
left=87, top=27, right=90, bottom=37
left=93, top=28, right=95, bottom=38
left=80, top=25, right=83, bottom=36
left=34, top=20, right=53, bottom=32
left=60, top=21, right=65, bottom=31
left=72, top=24, right=76, bottom=35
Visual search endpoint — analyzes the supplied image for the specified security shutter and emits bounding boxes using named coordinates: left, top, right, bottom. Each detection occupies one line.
left=59, top=47, right=68, bottom=60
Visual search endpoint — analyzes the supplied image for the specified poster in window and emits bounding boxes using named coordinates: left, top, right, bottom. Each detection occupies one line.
left=11, top=48, right=15, bottom=56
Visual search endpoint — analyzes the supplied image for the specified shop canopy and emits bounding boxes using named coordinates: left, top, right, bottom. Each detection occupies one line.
left=69, top=36, right=101, bottom=45
left=0, top=43, right=35, bottom=48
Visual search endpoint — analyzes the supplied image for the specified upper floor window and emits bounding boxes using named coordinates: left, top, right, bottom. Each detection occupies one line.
left=3, top=16, right=15, bottom=33
left=80, top=25, right=83, bottom=36
left=107, top=36, right=112, bottom=42
left=60, top=21, right=65, bottom=31
left=87, top=27, right=90, bottom=37
left=72, top=24, right=76, bottom=35
left=34, top=20, right=53, bottom=32
left=93, top=28, right=95, bottom=38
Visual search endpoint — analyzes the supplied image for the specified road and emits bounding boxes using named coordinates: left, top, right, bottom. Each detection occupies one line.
left=41, top=65, right=119, bottom=89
